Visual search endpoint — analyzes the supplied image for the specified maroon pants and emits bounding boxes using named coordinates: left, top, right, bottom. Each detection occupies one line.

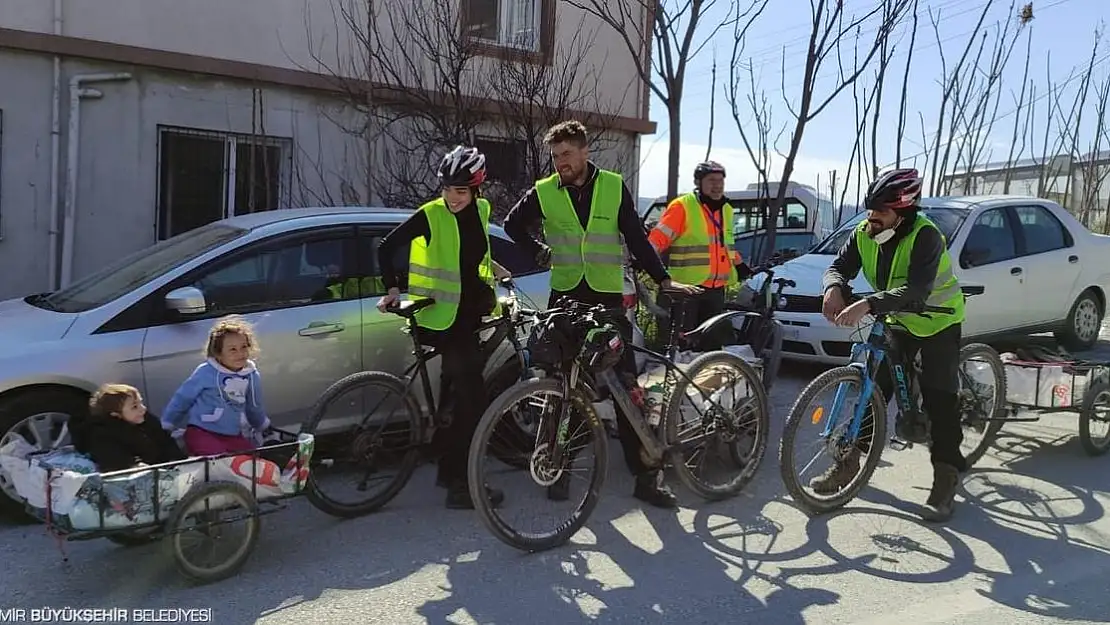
left=183, top=426, right=255, bottom=456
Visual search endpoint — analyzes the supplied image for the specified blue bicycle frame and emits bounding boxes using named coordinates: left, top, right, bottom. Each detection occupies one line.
left=820, top=317, right=920, bottom=444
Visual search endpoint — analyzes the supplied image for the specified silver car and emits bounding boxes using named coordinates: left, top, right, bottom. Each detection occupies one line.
left=0, top=207, right=551, bottom=516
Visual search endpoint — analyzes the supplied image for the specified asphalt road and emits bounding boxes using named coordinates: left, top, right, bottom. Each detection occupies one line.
left=2, top=331, right=1109, bottom=624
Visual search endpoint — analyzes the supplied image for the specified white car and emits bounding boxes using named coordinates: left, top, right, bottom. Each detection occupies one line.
left=748, top=195, right=1110, bottom=364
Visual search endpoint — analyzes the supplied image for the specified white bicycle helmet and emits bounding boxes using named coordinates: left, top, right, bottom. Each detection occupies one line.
left=438, top=145, right=487, bottom=187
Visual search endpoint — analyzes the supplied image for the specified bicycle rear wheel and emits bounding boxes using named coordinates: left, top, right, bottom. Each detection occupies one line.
left=467, top=376, right=608, bottom=552
left=664, top=351, right=769, bottom=500
left=957, top=343, right=1006, bottom=467
left=779, top=366, right=888, bottom=514
left=302, top=371, right=422, bottom=518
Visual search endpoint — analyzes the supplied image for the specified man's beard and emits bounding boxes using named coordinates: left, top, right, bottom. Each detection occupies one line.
left=558, top=165, right=581, bottom=182
left=867, top=220, right=884, bottom=235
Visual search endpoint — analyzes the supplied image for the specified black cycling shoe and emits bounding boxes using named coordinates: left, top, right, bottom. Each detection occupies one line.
left=633, top=472, right=678, bottom=509
left=446, top=483, right=504, bottom=510
left=547, top=473, right=570, bottom=501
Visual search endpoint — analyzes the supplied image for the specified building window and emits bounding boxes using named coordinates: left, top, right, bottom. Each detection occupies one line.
left=463, top=0, right=544, bottom=53
left=475, top=137, right=528, bottom=187
left=156, top=126, right=291, bottom=240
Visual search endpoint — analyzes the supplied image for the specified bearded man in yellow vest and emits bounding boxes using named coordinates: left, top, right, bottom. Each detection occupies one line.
left=377, top=145, right=509, bottom=511
left=821, top=168, right=967, bottom=523
left=505, top=120, right=702, bottom=509
left=649, top=161, right=755, bottom=349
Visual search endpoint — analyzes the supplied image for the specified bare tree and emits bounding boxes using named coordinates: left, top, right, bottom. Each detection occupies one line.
left=929, top=1, right=1026, bottom=195
left=485, top=16, right=632, bottom=220
left=563, top=0, right=750, bottom=198
left=705, top=47, right=719, bottom=160
left=724, top=0, right=777, bottom=229
left=957, top=4, right=1027, bottom=193
left=867, top=10, right=902, bottom=178
left=1002, top=8, right=1035, bottom=192
left=922, top=0, right=998, bottom=194
left=842, top=46, right=879, bottom=212
left=1059, top=28, right=1103, bottom=215
left=894, top=0, right=919, bottom=166
left=1077, top=71, right=1110, bottom=227
left=733, top=0, right=911, bottom=262
left=1034, top=61, right=1061, bottom=197
left=297, top=0, right=494, bottom=208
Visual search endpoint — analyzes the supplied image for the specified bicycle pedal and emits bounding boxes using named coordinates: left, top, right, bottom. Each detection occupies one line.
left=888, top=437, right=912, bottom=451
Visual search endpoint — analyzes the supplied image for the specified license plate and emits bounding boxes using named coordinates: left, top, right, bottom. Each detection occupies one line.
left=783, top=328, right=801, bottom=340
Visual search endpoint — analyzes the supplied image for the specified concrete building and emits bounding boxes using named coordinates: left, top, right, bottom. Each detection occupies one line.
left=943, top=151, right=1110, bottom=225
left=0, top=0, right=654, bottom=299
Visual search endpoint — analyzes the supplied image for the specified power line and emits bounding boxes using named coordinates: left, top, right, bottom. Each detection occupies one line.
left=685, top=0, right=1080, bottom=148
left=688, top=0, right=1077, bottom=94
left=702, top=0, right=971, bottom=87
left=883, top=49, right=1110, bottom=168
left=685, top=0, right=982, bottom=90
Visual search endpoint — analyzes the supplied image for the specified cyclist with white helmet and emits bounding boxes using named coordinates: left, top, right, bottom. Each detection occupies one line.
left=820, top=168, right=967, bottom=522
left=378, top=145, right=508, bottom=510
left=648, top=160, right=754, bottom=349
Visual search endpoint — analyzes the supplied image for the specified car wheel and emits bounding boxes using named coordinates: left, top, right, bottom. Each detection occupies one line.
left=1056, top=290, right=1103, bottom=352
left=0, top=389, right=88, bottom=520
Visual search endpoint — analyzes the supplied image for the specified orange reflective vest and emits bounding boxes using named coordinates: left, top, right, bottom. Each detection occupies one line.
left=649, top=193, right=741, bottom=288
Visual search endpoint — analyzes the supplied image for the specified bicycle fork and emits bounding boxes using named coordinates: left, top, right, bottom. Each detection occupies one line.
left=546, top=363, right=584, bottom=469
left=823, top=362, right=880, bottom=452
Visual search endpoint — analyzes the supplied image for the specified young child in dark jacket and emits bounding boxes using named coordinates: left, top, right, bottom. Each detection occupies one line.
left=71, top=383, right=187, bottom=472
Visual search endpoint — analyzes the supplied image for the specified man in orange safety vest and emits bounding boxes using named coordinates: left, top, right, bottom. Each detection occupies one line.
left=648, top=161, right=754, bottom=349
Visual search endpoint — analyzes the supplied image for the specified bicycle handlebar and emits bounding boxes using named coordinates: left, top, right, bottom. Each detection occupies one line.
left=843, top=290, right=954, bottom=317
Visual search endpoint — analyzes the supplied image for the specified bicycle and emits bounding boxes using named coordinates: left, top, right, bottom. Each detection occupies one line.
left=723, top=266, right=796, bottom=391
left=779, top=284, right=1008, bottom=514
left=300, top=278, right=540, bottom=517
left=466, top=293, right=771, bottom=552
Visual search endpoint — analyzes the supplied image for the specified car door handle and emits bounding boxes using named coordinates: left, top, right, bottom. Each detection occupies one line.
left=1069, top=255, right=1079, bottom=263
left=1010, top=267, right=1022, bottom=275
left=298, top=322, right=344, bottom=336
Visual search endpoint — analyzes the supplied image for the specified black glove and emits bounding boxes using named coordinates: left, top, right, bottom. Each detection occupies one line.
left=535, top=244, right=552, bottom=268
left=735, top=262, right=755, bottom=281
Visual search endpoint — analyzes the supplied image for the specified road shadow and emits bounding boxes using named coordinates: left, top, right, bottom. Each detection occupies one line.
left=413, top=468, right=839, bottom=624
left=952, top=430, right=1110, bottom=621
left=0, top=463, right=839, bottom=624
left=694, top=485, right=977, bottom=587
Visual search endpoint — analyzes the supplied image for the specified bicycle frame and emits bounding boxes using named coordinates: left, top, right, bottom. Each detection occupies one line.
left=557, top=343, right=729, bottom=467
left=393, top=301, right=531, bottom=434
left=823, top=317, right=921, bottom=443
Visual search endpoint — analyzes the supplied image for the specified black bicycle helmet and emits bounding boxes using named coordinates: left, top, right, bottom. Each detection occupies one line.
left=438, top=145, right=487, bottom=187
left=865, top=168, right=922, bottom=211
left=694, top=160, right=727, bottom=184
left=578, top=325, right=624, bottom=373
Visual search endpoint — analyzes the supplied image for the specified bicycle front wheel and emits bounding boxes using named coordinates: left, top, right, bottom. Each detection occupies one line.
left=779, top=366, right=888, bottom=514
left=467, top=376, right=608, bottom=552
left=664, top=351, right=770, bottom=500
left=302, top=371, right=422, bottom=518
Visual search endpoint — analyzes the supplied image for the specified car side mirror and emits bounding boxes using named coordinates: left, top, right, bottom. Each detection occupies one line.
left=164, top=286, right=206, bottom=315
left=961, top=247, right=989, bottom=268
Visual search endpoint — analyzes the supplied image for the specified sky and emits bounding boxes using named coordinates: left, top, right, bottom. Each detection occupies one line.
left=633, top=0, right=1110, bottom=205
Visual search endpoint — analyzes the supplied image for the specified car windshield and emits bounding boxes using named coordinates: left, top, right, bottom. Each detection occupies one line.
left=32, top=223, right=247, bottom=313
left=810, top=207, right=969, bottom=254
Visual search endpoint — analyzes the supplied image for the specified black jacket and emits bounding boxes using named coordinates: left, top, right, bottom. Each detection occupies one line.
left=70, top=413, right=187, bottom=472
left=503, top=163, right=671, bottom=299
left=821, top=211, right=944, bottom=315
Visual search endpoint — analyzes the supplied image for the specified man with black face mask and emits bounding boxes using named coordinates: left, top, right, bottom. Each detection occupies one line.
left=820, top=168, right=967, bottom=522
